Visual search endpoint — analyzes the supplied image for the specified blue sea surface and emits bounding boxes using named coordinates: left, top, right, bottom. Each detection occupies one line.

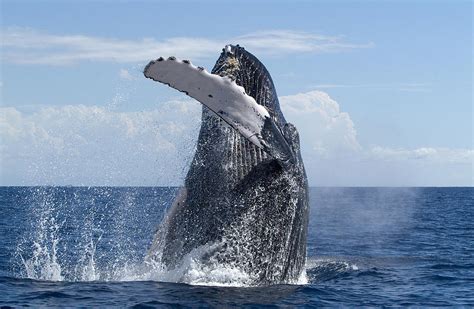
left=0, top=187, right=473, bottom=307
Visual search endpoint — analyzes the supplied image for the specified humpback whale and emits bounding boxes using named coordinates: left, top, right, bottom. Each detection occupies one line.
left=144, top=45, right=309, bottom=285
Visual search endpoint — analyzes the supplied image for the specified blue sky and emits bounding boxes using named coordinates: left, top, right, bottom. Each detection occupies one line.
left=1, top=0, right=472, bottom=186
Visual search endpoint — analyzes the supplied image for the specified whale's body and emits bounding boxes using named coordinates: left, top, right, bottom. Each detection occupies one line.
left=145, top=45, right=309, bottom=285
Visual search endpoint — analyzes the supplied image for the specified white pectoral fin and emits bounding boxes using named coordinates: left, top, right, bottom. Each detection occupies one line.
left=144, top=57, right=295, bottom=165
left=144, top=57, right=269, bottom=148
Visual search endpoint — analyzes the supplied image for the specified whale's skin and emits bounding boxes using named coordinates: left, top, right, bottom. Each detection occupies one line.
left=147, top=45, right=309, bottom=285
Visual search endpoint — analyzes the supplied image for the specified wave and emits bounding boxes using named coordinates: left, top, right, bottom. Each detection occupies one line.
left=305, top=257, right=360, bottom=283
left=14, top=187, right=309, bottom=287
left=17, top=238, right=308, bottom=287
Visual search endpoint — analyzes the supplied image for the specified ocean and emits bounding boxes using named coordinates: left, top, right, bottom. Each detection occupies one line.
left=0, top=187, right=472, bottom=307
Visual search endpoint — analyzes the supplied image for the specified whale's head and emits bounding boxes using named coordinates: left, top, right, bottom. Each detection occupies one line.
left=211, top=45, right=286, bottom=126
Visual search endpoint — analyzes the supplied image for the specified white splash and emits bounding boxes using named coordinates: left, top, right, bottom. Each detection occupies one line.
left=15, top=187, right=309, bottom=287
left=18, top=192, right=64, bottom=281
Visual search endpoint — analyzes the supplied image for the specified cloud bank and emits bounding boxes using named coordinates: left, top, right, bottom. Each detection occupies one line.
left=1, top=28, right=374, bottom=65
left=280, top=90, right=361, bottom=156
left=1, top=101, right=201, bottom=186
left=1, top=91, right=472, bottom=186
left=279, top=91, right=473, bottom=186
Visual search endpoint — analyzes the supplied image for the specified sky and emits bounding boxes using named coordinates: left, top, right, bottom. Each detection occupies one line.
left=0, top=0, right=472, bottom=186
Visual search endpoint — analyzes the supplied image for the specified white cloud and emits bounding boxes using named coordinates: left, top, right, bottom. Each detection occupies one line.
left=280, top=90, right=360, bottom=156
left=369, top=146, right=473, bottom=164
left=278, top=90, right=472, bottom=186
left=0, top=101, right=201, bottom=186
left=119, top=69, right=135, bottom=80
left=313, top=82, right=431, bottom=92
left=1, top=27, right=374, bottom=65
left=0, top=90, right=472, bottom=186
left=235, top=30, right=374, bottom=54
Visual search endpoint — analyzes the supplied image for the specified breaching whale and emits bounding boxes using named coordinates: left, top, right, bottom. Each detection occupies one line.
left=144, top=45, right=309, bottom=285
